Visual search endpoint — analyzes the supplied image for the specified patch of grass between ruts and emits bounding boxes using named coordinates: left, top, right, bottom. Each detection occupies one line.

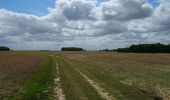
left=56, top=57, right=103, bottom=100
left=23, top=56, right=55, bottom=100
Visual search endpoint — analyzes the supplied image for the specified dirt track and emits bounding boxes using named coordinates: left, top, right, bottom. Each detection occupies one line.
left=54, top=62, right=66, bottom=100
left=75, top=68, right=115, bottom=100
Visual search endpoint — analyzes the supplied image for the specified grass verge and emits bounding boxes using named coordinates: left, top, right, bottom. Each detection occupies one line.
left=22, top=56, right=55, bottom=100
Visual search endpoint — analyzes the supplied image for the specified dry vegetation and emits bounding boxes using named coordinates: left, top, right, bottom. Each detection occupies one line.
left=57, top=52, right=170, bottom=100
left=0, top=51, right=47, bottom=99
left=1, top=51, right=170, bottom=100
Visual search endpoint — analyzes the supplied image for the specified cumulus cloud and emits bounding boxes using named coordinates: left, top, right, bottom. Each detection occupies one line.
left=128, top=0, right=170, bottom=34
left=61, top=0, right=95, bottom=20
left=100, top=0, right=153, bottom=21
left=0, top=0, right=170, bottom=50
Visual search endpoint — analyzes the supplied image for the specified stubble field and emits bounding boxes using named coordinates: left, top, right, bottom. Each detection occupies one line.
left=0, top=51, right=53, bottom=99
left=56, top=52, right=170, bottom=100
left=0, top=51, right=170, bottom=100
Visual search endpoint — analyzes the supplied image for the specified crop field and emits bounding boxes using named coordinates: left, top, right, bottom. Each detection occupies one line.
left=0, top=51, right=54, bottom=99
left=56, top=52, right=170, bottom=100
left=0, top=51, right=170, bottom=100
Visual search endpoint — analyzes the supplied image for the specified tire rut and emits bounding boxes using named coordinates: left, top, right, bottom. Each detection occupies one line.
left=54, top=62, right=66, bottom=100
left=75, top=68, right=115, bottom=100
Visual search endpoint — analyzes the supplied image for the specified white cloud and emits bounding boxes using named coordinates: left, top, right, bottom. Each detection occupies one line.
left=100, top=0, right=153, bottom=21
left=0, top=0, right=170, bottom=50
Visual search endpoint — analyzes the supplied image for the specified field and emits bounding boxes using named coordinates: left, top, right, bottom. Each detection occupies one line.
left=0, top=51, right=170, bottom=100
left=0, top=51, right=54, bottom=99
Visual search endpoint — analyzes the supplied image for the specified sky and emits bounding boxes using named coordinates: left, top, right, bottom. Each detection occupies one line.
left=0, top=0, right=170, bottom=50
left=0, top=0, right=55, bottom=16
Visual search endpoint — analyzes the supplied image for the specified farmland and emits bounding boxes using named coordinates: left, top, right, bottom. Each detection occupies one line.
left=0, top=51, right=170, bottom=100
left=0, top=51, right=54, bottom=99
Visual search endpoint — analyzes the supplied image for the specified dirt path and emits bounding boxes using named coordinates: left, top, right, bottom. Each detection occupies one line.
left=75, top=68, right=115, bottom=100
left=54, top=62, right=66, bottom=100
left=56, top=58, right=103, bottom=100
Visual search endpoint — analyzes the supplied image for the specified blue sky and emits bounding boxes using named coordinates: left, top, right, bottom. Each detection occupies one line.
left=147, top=0, right=160, bottom=7
left=0, top=0, right=55, bottom=16
left=0, top=0, right=160, bottom=16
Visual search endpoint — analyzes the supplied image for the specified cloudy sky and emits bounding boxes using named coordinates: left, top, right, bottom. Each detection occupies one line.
left=0, top=0, right=170, bottom=50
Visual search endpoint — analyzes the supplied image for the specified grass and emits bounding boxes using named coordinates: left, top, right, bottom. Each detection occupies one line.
left=0, top=52, right=45, bottom=99
left=23, top=56, right=55, bottom=100
left=69, top=59, right=153, bottom=100
left=58, top=52, right=170, bottom=100
left=56, top=56, right=103, bottom=100
left=1, top=51, right=170, bottom=100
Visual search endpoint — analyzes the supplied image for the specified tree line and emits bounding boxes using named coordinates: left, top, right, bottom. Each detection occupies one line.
left=0, top=46, right=10, bottom=51
left=61, top=47, right=84, bottom=51
left=117, top=43, right=170, bottom=53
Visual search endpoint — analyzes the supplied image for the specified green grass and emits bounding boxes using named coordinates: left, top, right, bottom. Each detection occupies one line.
left=23, top=56, right=55, bottom=100
left=73, top=61, right=154, bottom=100
left=56, top=56, right=103, bottom=100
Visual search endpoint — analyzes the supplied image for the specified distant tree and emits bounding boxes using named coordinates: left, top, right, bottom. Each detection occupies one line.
left=117, top=48, right=130, bottom=52
left=99, top=49, right=114, bottom=51
left=61, top=47, right=84, bottom=51
left=102, top=49, right=109, bottom=51
left=0, top=46, right=10, bottom=51
left=117, top=43, right=170, bottom=53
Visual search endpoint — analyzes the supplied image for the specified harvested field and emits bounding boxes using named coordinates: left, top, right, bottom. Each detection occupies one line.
left=1, top=51, right=170, bottom=100
left=0, top=51, right=48, bottom=99
left=56, top=52, right=170, bottom=100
